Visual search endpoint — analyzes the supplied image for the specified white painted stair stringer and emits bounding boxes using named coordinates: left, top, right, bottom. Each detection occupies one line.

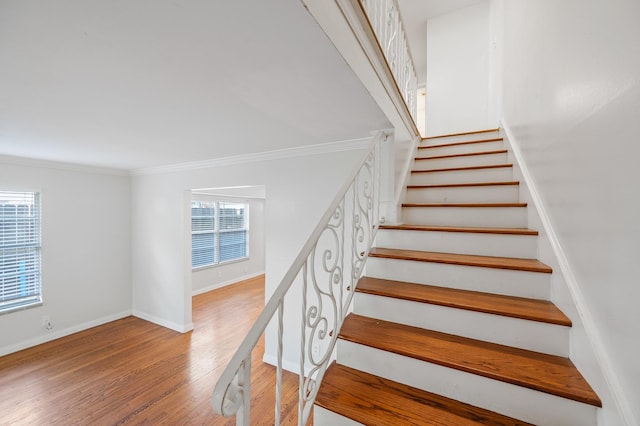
left=353, top=292, right=569, bottom=356
left=375, top=228, right=537, bottom=258
left=501, top=124, right=628, bottom=425
left=365, top=257, right=550, bottom=300
left=337, top=340, right=598, bottom=426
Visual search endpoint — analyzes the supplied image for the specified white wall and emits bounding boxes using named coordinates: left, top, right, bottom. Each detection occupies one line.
left=131, top=147, right=368, bottom=369
left=426, top=1, right=495, bottom=136
left=0, top=158, right=131, bottom=356
left=501, top=1, right=640, bottom=424
left=191, top=195, right=265, bottom=295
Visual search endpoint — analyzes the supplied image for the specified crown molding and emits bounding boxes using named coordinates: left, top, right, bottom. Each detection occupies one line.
left=130, top=136, right=373, bottom=176
left=0, top=154, right=130, bottom=177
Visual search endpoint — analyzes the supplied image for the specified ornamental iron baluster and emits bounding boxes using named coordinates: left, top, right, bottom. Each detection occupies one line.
left=211, top=132, right=385, bottom=425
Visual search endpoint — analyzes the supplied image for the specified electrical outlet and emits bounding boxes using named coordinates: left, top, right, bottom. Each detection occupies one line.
left=312, top=343, right=320, bottom=358
left=42, top=316, right=53, bottom=330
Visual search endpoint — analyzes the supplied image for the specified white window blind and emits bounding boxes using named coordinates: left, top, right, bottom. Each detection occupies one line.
left=192, top=200, right=248, bottom=269
left=0, top=191, right=41, bottom=312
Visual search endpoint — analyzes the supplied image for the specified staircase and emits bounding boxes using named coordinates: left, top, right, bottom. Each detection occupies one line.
left=314, top=129, right=601, bottom=425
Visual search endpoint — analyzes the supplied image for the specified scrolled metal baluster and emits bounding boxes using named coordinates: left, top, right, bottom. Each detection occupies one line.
left=213, top=133, right=385, bottom=426
left=300, top=201, right=345, bottom=421
left=351, top=153, right=375, bottom=287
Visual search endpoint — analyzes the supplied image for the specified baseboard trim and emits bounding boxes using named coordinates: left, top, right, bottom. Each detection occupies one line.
left=501, top=120, right=635, bottom=425
left=263, top=353, right=300, bottom=375
left=263, top=353, right=315, bottom=377
left=192, top=271, right=265, bottom=296
left=0, top=309, right=132, bottom=357
left=132, top=310, right=194, bottom=333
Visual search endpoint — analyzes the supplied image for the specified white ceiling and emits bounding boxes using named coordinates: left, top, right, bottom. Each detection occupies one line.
left=397, top=0, right=483, bottom=84
left=0, top=0, right=391, bottom=171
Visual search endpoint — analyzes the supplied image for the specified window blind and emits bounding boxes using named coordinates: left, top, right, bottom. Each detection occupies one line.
left=0, top=191, right=41, bottom=312
left=218, top=202, right=247, bottom=263
left=191, top=200, right=248, bottom=268
left=191, top=201, right=216, bottom=268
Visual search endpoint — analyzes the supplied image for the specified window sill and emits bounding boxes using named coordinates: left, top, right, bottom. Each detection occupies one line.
left=0, top=300, right=43, bottom=316
left=192, top=256, right=250, bottom=272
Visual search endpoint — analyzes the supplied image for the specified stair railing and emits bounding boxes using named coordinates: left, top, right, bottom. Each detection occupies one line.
left=359, top=0, right=418, bottom=122
left=211, top=131, right=386, bottom=425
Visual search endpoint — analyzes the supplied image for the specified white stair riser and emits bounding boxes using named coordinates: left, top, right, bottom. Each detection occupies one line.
left=314, top=407, right=362, bottom=426
left=402, top=206, right=527, bottom=228
left=405, top=185, right=519, bottom=203
left=413, top=152, right=508, bottom=171
left=353, top=293, right=569, bottom=356
left=422, top=132, right=501, bottom=145
left=337, top=341, right=597, bottom=426
left=418, top=140, right=503, bottom=157
left=365, top=257, right=550, bottom=300
left=375, top=229, right=537, bottom=258
left=410, top=167, right=513, bottom=185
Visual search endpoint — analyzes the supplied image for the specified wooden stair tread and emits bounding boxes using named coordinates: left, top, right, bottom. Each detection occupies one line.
left=340, top=314, right=602, bottom=407
left=356, top=277, right=570, bottom=326
left=369, top=248, right=552, bottom=273
left=416, top=149, right=508, bottom=161
left=423, top=128, right=500, bottom=140
left=408, top=181, right=519, bottom=189
left=316, top=362, right=532, bottom=426
left=411, top=164, right=512, bottom=174
left=379, top=224, right=538, bottom=236
left=403, top=202, right=527, bottom=208
left=419, top=138, right=503, bottom=150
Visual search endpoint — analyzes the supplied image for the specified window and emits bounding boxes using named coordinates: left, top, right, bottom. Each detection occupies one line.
left=0, top=191, right=41, bottom=313
left=191, top=200, right=248, bottom=269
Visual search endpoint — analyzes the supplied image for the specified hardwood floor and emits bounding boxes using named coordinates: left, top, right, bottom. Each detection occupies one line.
left=0, top=275, right=301, bottom=425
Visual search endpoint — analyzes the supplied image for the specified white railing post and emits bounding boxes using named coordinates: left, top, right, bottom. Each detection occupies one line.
left=275, top=299, right=284, bottom=425
left=235, top=357, right=251, bottom=426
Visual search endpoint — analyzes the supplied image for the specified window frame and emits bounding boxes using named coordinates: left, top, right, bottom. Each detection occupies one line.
left=191, top=199, right=249, bottom=270
left=0, top=191, right=42, bottom=314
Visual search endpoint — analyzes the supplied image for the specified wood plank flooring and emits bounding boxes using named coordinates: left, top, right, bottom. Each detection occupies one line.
left=0, top=275, right=302, bottom=425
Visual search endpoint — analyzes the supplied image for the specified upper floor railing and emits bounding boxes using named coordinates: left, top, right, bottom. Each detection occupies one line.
left=360, top=0, right=418, bottom=123
left=211, top=131, right=386, bottom=425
